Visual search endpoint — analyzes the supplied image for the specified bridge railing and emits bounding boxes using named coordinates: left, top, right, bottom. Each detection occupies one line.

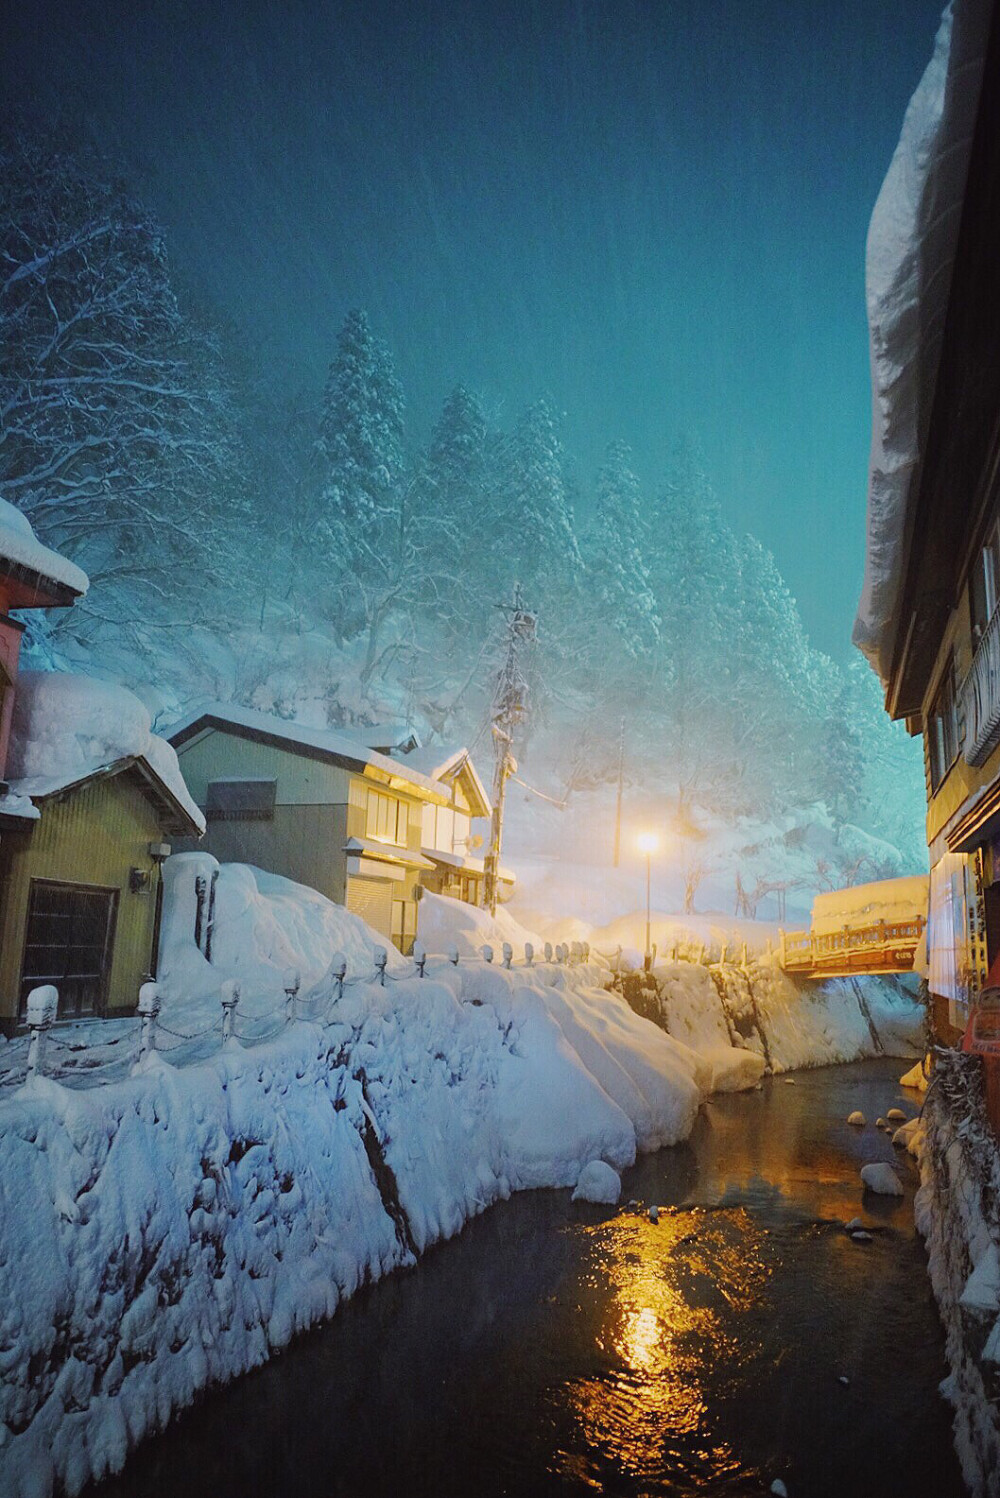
left=780, top=916, right=926, bottom=975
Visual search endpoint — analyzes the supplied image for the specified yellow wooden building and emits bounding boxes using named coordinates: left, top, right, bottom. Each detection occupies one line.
left=854, top=6, right=999, bottom=1042
left=0, top=756, right=202, bottom=1034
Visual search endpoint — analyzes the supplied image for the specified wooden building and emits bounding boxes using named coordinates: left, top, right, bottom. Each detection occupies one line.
left=854, top=0, right=999, bottom=1041
left=0, top=756, right=202, bottom=1034
left=0, top=498, right=87, bottom=825
left=166, top=705, right=502, bottom=952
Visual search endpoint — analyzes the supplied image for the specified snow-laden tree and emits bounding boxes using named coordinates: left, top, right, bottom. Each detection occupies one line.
left=584, top=440, right=660, bottom=661
left=312, top=309, right=405, bottom=573
left=494, top=398, right=581, bottom=598
left=0, top=120, right=245, bottom=642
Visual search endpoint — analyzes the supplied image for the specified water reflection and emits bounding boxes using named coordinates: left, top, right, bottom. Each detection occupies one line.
left=557, top=1207, right=771, bottom=1488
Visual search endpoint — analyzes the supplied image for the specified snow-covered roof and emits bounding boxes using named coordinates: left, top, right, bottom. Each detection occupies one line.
left=7, top=671, right=204, bottom=836
left=0, top=497, right=89, bottom=602
left=853, top=0, right=992, bottom=682
left=166, top=701, right=448, bottom=801
left=339, top=722, right=422, bottom=754
left=343, top=836, right=436, bottom=870
left=422, top=846, right=515, bottom=882
left=397, top=744, right=492, bottom=817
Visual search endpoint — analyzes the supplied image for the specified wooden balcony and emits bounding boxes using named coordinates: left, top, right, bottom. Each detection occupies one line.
left=779, top=917, right=926, bottom=979
left=961, top=607, right=1000, bottom=767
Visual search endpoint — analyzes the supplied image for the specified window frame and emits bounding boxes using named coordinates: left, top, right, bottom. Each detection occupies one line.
left=928, top=656, right=960, bottom=792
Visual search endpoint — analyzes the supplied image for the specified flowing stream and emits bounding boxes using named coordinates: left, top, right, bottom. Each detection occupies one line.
left=85, top=1059, right=964, bottom=1497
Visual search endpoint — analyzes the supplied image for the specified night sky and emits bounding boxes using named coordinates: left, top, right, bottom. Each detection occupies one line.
left=2, top=0, right=944, bottom=660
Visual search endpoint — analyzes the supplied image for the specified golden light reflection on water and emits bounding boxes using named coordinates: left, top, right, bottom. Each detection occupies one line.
left=553, top=1207, right=771, bottom=1487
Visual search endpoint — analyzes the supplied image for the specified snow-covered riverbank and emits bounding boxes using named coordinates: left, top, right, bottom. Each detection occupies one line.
left=0, top=862, right=925, bottom=1496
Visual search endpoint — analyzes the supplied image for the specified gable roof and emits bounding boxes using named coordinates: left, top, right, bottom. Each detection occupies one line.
left=6, top=753, right=204, bottom=838
left=165, top=701, right=450, bottom=804
left=392, top=744, right=492, bottom=818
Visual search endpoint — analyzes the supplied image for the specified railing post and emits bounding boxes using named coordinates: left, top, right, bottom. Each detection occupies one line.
left=220, top=979, right=240, bottom=1043
left=331, top=952, right=347, bottom=1002
left=374, top=947, right=388, bottom=986
left=582, top=941, right=590, bottom=963
left=413, top=942, right=427, bottom=978
left=524, top=942, right=534, bottom=966
left=544, top=942, right=554, bottom=964
left=138, top=981, right=161, bottom=1059
left=25, top=985, right=58, bottom=1080
left=502, top=942, right=513, bottom=969
left=284, top=967, right=300, bottom=1023
left=482, top=944, right=494, bottom=964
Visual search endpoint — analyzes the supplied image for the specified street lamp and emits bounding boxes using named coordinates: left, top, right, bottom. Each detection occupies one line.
left=637, top=832, right=658, bottom=971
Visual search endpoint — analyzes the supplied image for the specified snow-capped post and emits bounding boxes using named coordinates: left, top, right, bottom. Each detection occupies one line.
left=448, top=944, right=460, bottom=966
left=483, top=944, right=494, bottom=964
left=25, top=985, right=58, bottom=1080
left=502, top=942, right=513, bottom=969
left=412, top=942, right=427, bottom=978
left=544, top=942, right=554, bottom=963
left=331, top=952, right=347, bottom=1002
left=557, top=943, right=567, bottom=964
left=137, top=982, right=161, bottom=1059
left=524, top=942, right=534, bottom=966
left=220, top=979, right=240, bottom=1043
left=374, top=946, right=388, bottom=986
left=284, top=968, right=300, bottom=1023
left=582, top=941, right=590, bottom=963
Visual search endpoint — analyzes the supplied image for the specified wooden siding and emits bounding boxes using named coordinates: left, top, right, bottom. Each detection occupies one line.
left=175, top=730, right=354, bottom=807
left=0, top=770, right=165, bottom=1027
left=925, top=587, right=1000, bottom=855
left=192, top=803, right=350, bottom=904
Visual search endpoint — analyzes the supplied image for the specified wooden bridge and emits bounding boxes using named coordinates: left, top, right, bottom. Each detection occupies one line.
left=779, top=916, right=926, bottom=979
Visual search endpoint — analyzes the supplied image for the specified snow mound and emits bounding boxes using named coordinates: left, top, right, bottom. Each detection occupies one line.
left=811, top=875, right=928, bottom=936
left=572, top=1160, right=622, bottom=1205
left=854, top=0, right=992, bottom=677
left=861, top=1162, right=904, bottom=1197
left=847, top=1111, right=866, bottom=1126
left=7, top=671, right=204, bottom=831
left=0, top=496, right=89, bottom=596
left=900, top=1058, right=930, bottom=1092
left=416, top=890, right=544, bottom=960
left=960, top=1244, right=1000, bottom=1315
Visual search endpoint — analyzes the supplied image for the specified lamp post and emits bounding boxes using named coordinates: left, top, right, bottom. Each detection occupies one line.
left=637, top=832, right=658, bottom=971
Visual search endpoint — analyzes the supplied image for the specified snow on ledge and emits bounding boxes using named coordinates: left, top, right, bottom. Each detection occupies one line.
left=0, top=497, right=89, bottom=598
left=853, top=0, right=991, bottom=681
left=7, top=671, right=205, bottom=834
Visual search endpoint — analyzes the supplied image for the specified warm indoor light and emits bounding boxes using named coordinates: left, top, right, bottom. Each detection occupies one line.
left=637, top=832, right=659, bottom=855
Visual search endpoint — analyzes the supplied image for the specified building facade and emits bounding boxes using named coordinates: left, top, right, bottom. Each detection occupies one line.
left=167, top=706, right=499, bottom=953
left=854, top=0, right=999, bottom=1042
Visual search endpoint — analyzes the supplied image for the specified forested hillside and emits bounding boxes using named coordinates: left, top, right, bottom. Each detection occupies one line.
left=0, top=119, right=926, bottom=882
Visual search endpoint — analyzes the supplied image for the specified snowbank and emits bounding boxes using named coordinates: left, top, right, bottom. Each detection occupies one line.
left=0, top=916, right=703, bottom=1494
left=0, top=497, right=89, bottom=597
left=7, top=672, right=205, bottom=832
left=416, top=890, right=544, bottom=961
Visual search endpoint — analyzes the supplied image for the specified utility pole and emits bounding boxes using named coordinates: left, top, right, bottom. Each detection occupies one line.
left=613, top=716, right=625, bottom=867
left=483, top=584, right=536, bottom=916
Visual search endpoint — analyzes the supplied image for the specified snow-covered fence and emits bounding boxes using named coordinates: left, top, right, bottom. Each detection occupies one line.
left=0, top=942, right=606, bottom=1099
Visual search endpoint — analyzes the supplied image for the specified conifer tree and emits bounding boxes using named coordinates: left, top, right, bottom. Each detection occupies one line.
left=495, top=398, right=581, bottom=598
left=586, top=440, right=659, bottom=661
left=313, top=309, right=405, bottom=574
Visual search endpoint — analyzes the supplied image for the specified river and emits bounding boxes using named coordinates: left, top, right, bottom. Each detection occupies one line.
left=86, top=1058, right=964, bottom=1497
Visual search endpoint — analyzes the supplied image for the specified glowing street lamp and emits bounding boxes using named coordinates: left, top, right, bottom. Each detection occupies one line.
left=637, top=832, right=659, bottom=970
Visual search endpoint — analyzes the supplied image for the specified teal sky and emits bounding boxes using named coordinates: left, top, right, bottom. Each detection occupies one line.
left=4, top=0, right=944, bottom=660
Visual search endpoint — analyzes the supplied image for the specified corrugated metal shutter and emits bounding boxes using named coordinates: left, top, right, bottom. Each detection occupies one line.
left=346, top=875, right=393, bottom=937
